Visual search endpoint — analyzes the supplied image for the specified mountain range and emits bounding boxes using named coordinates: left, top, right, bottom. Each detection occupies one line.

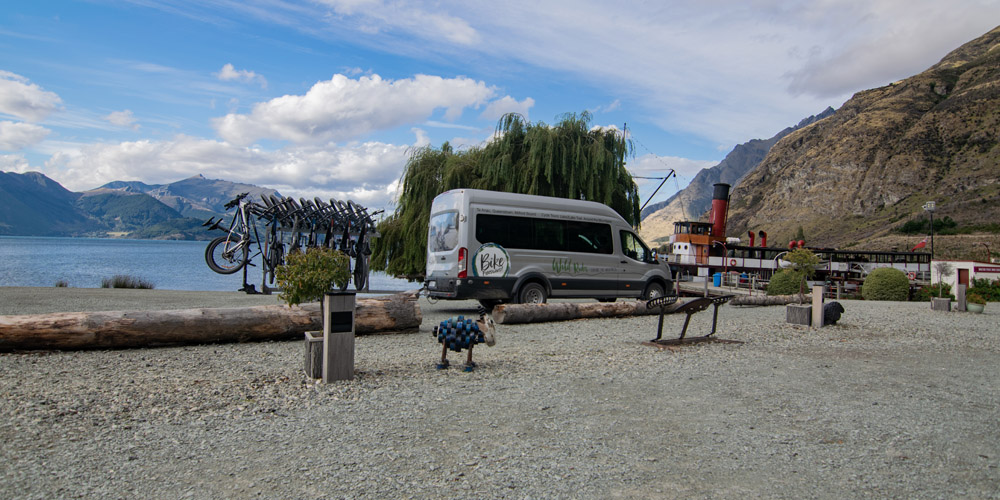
left=0, top=173, right=278, bottom=240
left=725, top=25, right=1000, bottom=251
left=639, top=107, right=835, bottom=245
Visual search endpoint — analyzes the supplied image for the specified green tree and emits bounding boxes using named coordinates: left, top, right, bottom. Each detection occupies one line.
left=784, top=247, right=821, bottom=300
left=861, top=268, right=910, bottom=301
left=372, top=112, right=641, bottom=279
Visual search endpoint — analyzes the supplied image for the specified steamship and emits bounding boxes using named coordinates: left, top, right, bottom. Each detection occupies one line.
left=664, top=183, right=932, bottom=287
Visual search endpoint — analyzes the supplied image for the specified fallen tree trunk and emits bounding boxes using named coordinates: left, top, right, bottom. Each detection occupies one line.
left=729, top=294, right=810, bottom=307
left=492, top=300, right=662, bottom=324
left=0, top=293, right=422, bottom=351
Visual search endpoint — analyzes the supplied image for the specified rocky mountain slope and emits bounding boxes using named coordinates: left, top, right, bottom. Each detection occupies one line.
left=726, top=26, right=1000, bottom=249
left=639, top=107, right=835, bottom=245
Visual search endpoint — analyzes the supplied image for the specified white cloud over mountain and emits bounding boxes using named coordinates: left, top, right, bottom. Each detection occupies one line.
left=212, top=74, right=495, bottom=145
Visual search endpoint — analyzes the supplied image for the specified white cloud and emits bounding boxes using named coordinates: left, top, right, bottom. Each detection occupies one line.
left=213, top=73, right=495, bottom=145
left=629, top=153, right=716, bottom=180
left=0, top=121, right=51, bottom=150
left=0, top=153, right=31, bottom=172
left=0, top=71, right=62, bottom=122
left=37, top=135, right=417, bottom=211
left=316, top=0, right=481, bottom=45
left=215, top=63, right=268, bottom=89
left=480, top=96, right=535, bottom=121
left=103, top=110, right=140, bottom=130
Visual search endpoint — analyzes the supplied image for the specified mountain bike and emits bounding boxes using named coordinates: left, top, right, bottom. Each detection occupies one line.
left=204, top=193, right=256, bottom=274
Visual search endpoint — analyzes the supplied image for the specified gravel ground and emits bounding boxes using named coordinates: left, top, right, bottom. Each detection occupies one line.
left=1, top=289, right=999, bottom=499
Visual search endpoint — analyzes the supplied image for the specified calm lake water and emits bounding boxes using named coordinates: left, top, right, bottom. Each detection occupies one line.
left=0, top=236, right=417, bottom=292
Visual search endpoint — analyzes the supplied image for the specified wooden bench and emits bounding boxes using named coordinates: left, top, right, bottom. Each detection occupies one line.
left=644, top=294, right=742, bottom=346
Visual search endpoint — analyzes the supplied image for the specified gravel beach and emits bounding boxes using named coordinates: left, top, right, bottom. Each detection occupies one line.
left=1, top=288, right=999, bottom=499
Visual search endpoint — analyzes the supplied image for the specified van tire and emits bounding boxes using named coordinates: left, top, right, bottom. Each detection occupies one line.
left=518, top=282, right=547, bottom=304
left=643, top=282, right=665, bottom=300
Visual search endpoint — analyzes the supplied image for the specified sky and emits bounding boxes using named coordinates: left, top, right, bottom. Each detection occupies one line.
left=1, top=1, right=998, bottom=213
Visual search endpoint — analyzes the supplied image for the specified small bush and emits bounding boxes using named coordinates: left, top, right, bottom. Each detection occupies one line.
left=767, top=270, right=801, bottom=296
left=913, top=283, right=954, bottom=301
left=54, top=279, right=69, bottom=287
left=968, top=293, right=986, bottom=305
left=969, top=278, right=1000, bottom=301
left=275, top=247, right=350, bottom=306
left=862, top=268, right=910, bottom=301
left=101, top=274, right=155, bottom=289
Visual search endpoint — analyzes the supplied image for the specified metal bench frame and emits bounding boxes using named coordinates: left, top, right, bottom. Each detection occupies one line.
left=644, top=294, right=742, bottom=346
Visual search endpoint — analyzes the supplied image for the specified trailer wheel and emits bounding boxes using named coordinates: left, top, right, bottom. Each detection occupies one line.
left=518, top=282, right=547, bottom=304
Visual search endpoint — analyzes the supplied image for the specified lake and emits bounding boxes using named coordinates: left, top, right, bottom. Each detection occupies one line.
left=0, top=236, right=418, bottom=292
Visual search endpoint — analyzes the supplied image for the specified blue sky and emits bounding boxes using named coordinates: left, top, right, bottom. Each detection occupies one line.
left=1, top=1, right=998, bottom=212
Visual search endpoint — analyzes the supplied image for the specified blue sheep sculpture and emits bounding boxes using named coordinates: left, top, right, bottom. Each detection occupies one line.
left=432, top=306, right=497, bottom=371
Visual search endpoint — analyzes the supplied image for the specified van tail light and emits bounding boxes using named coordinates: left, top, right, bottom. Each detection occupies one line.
left=457, top=247, right=468, bottom=278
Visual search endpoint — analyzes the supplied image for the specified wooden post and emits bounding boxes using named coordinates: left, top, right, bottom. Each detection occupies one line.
left=812, top=285, right=825, bottom=328
left=837, top=281, right=842, bottom=300
left=304, top=331, right=323, bottom=378
left=323, top=292, right=355, bottom=383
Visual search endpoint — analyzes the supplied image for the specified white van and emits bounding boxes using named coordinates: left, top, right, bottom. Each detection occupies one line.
left=425, top=189, right=672, bottom=305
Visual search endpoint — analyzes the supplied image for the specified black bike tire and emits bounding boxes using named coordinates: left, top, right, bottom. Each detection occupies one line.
left=353, top=254, right=369, bottom=291
left=205, top=235, right=248, bottom=274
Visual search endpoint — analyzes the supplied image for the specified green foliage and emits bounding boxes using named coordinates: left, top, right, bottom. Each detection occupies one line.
left=101, top=274, right=155, bottom=289
left=372, top=112, right=640, bottom=279
left=898, top=216, right=959, bottom=234
left=969, top=278, right=1000, bottom=301
left=967, top=292, right=986, bottom=305
left=275, top=247, right=350, bottom=306
left=54, top=279, right=69, bottom=287
left=913, top=283, right=955, bottom=301
left=780, top=248, right=821, bottom=295
left=861, top=268, right=910, bottom=301
left=766, top=269, right=800, bottom=296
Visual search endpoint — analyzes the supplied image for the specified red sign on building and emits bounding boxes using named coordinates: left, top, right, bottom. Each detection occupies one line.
left=974, top=267, right=1000, bottom=273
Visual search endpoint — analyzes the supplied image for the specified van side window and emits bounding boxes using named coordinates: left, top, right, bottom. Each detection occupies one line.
left=620, top=231, right=653, bottom=263
left=428, top=212, right=459, bottom=252
left=476, top=214, right=612, bottom=254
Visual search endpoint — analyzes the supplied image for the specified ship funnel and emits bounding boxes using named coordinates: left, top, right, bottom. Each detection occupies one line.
left=758, top=230, right=767, bottom=247
left=711, top=183, right=731, bottom=238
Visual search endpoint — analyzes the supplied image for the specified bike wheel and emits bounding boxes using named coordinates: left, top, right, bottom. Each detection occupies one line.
left=266, top=241, right=284, bottom=284
left=353, top=254, right=369, bottom=291
left=205, top=235, right=248, bottom=274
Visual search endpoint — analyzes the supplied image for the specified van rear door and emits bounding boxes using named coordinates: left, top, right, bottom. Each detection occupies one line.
left=425, top=209, right=461, bottom=294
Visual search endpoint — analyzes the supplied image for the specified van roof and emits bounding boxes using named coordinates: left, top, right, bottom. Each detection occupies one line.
left=437, top=188, right=626, bottom=221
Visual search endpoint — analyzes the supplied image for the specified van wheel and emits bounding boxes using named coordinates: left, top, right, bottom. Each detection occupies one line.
left=518, top=283, right=547, bottom=304
left=478, top=299, right=501, bottom=312
left=643, top=282, right=665, bottom=300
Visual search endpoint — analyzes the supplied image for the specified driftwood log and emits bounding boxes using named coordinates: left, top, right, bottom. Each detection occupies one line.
left=492, top=300, right=663, bottom=325
left=729, top=294, right=811, bottom=307
left=0, top=293, right=422, bottom=351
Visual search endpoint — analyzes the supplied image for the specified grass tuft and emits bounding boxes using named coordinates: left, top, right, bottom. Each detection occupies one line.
left=54, top=279, right=69, bottom=287
left=101, top=274, right=155, bottom=289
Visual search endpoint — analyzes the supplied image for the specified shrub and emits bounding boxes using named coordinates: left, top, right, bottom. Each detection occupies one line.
left=968, top=293, right=986, bottom=305
left=862, top=268, right=909, bottom=301
left=913, top=283, right=954, bottom=301
left=54, top=279, right=69, bottom=287
left=101, top=274, right=155, bottom=289
left=767, top=270, right=801, bottom=296
left=969, top=278, right=1000, bottom=301
left=275, top=247, right=350, bottom=306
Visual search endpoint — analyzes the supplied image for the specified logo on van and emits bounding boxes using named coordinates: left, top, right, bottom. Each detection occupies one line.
left=472, top=243, right=510, bottom=277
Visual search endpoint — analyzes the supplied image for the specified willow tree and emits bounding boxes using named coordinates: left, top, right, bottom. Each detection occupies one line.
left=371, top=112, right=641, bottom=279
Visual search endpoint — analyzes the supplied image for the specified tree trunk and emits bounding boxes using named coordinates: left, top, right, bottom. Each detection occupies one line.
left=0, top=293, right=421, bottom=351
left=729, top=294, right=810, bottom=307
left=492, top=300, right=661, bottom=324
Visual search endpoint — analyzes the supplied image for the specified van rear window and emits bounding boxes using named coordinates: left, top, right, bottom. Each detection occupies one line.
left=476, top=214, right=612, bottom=254
left=428, top=212, right=459, bottom=252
